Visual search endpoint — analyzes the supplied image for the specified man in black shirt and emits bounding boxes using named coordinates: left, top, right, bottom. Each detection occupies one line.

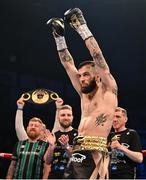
left=49, top=98, right=78, bottom=179
left=108, top=107, right=143, bottom=179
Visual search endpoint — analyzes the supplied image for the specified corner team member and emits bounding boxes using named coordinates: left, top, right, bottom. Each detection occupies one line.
left=49, top=98, right=78, bottom=179
left=6, top=118, right=55, bottom=179
left=15, top=97, right=48, bottom=141
left=108, top=107, right=143, bottom=179
left=47, top=8, right=118, bottom=179
left=15, top=97, right=52, bottom=178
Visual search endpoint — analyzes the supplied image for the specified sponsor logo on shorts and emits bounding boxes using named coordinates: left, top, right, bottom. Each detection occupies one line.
left=71, top=153, right=86, bottom=163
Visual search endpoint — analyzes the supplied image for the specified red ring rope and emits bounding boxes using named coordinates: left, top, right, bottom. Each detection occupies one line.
left=0, top=153, right=12, bottom=159
left=0, top=150, right=146, bottom=159
left=142, top=150, right=146, bottom=157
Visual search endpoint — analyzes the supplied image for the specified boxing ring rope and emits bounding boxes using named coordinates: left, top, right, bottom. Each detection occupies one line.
left=0, top=150, right=146, bottom=160
left=0, top=153, right=13, bottom=159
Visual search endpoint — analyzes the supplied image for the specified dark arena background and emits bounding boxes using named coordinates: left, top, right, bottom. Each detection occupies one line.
left=0, top=0, right=146, bottom=178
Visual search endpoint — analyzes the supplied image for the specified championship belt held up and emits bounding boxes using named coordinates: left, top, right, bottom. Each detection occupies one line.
left=21, top=88, right=59, bottom=104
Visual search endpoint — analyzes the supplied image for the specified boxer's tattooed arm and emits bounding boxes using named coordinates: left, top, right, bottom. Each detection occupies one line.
left=59, top=50, right=73, bottom=63
left=93, top=52, right=118, bottom=96
left=93, top=52, right=107, bottom=70
left=86, top=38, right=118, bottom=94
left=112, top=87, right=118, bottom=96
left=108, top=73, right=118, bottom=95
left=86, top=37, right=108, bottom=70
left=95, top=114, right=107, bottom=126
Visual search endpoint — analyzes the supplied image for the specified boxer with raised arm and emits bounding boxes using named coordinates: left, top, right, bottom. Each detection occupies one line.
left=47, top=8, right=118, bottom=179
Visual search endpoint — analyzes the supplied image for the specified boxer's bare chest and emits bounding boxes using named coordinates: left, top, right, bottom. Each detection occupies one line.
left=81, top=91, right=103, bottom=116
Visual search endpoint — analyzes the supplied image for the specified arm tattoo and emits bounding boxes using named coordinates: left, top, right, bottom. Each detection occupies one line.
left=60, top=50, right=73, bottom=62
left=95, top=113, right=107, bottom=126
left=108, top=73, right=118, bottom=96
left=93, top=52, right=107, bottom=70
left=112, top=87, right=118, bottom=96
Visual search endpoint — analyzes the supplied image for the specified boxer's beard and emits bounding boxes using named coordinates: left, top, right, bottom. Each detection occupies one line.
left=81, top=78, right=96, bottom=94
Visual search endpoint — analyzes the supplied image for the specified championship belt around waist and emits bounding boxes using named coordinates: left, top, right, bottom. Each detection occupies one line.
left=21, top=88, right=59, bottom=104
left=73, top=136, right=108, bottom=154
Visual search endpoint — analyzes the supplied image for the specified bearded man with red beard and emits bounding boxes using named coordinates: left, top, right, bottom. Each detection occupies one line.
left=6, top=117, right=55, bottom=179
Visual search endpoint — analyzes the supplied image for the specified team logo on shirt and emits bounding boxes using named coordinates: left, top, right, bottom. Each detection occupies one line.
left=71, top=153, right=86, bottom=163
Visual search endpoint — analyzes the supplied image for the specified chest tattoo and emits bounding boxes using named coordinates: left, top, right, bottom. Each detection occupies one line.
left=95, top=113, right=107, bottom=126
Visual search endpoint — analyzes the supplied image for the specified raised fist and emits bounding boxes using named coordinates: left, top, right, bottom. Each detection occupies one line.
left=17, top=98, right=25, bottom=109
left=55, top=97, right=64, bottom=109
